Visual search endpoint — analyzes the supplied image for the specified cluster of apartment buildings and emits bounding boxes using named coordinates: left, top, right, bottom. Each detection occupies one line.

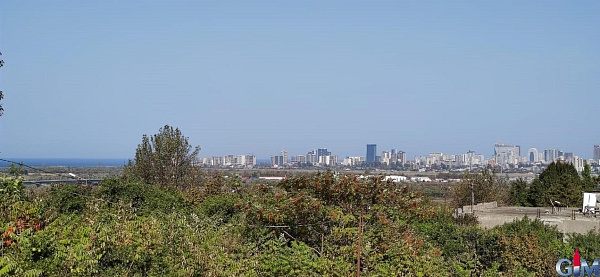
left=414, top=144, right=597, bottom=172
left=199, top=144, right=600, bottom=172
left=273, top=149, right=339, bottom=167
left=414, top=150, right=485, bottom=169
left=366, top=144, right=409, bottom=166
left=271, top=145, right=409, bottom=168
left=199, top=155, right=257, bottom=168
left=493, top=143, right=590, bottom=172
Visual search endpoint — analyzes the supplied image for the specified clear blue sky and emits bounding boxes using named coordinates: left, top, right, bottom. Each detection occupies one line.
left=1, top=1, right=599, bottom=160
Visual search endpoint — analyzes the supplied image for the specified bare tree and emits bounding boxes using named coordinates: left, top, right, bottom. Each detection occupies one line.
left=451, top=169, right=510, bottom=208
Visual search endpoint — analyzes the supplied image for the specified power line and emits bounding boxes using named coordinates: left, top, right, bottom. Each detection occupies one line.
left=0, top=158, right=61, bottom=176
left=0, top=158, right=128, bottom=212
left=0, top=158, right=344, bottom=229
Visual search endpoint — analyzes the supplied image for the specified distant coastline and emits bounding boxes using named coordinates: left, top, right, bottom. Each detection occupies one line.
left=0, top=158, right=129, bottom=167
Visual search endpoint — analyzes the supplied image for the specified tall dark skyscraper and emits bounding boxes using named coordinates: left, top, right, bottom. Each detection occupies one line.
left=366, top=144, right=377, bottom=164
left=316, top=148, right=330, bottom=162
left=594, top=145, right=600, bottom=161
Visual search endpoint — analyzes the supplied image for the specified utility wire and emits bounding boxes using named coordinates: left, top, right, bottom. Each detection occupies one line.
left=0, top=158, right=64, bottom=176
left=0, top=158, right=336, bottom=229
left=1, top=158, right=121, bottom=207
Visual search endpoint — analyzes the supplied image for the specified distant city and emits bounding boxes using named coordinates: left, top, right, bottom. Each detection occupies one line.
left=199, top=144, right=600, bottom=174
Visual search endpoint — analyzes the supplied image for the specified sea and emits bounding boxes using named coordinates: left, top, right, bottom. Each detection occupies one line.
left=0, top=158, right=130, bottom=167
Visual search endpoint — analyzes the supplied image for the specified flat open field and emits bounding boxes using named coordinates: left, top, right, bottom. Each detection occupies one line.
left=476, top=206, right=600, bottom=235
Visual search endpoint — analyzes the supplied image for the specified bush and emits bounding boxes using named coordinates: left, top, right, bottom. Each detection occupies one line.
left=95, top=178, right=188, bottom=215
left=45, top=184, right=91, bottom=214
left=414, top=217, right=501, bottom=275
left=198, top=194, right=239, bottom=221
left=567, top=230, right=600, bottom=260
left=493, top=216, right=566, bottom=275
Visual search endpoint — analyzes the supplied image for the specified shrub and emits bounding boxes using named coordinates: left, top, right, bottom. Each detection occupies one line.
left=45, top=184, right=91, bottom=214
left=567, top=230, right=600, bottom=260
left=198, top=194, right=239, bottom=221
left=95, top=178, right=188, bottom=215
left=493, top=216, right=565, bottom=275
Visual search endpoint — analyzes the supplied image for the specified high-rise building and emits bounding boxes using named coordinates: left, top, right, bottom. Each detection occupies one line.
left=242, top=155, right=256, bottom=167
left=291, top=155, right=306, bottom=164
left=381, top=151, right=391, bottom=165
left=397, top=151, right=407, bottom=165
left=316, top=148, right=331, bottom=162
left=306, top=150, right=318, bottom=164
left=343, top=156, right=365, bottom=166
left=271, top=151, right=287, bottom=167
left=318, top=155, right=338, bottom=166
left=366, top=144, right=377, bottom=164
left=200, top=155, right=255, bottom=168
left=223, top=155, right=235, bottom=166
left=494, top=143, right=520, bottom=156
left=494, top=143, right=520, bottom=166
left=528, top=148, right=539, bottom=163
left=271, top=155, right=283, bottom=166
left=564, top=152, right=574, bottom=161
left=594, top=145, right=600, bottom=161
left=544, top=149, right=558, bottom=163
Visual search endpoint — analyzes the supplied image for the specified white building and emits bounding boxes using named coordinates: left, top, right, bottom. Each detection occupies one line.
left=318, top=155, right=338, bottom=166
left=291, top=155, right=307, bottom=164
left=343, top=156, right=365, bottom=166
left=411, top=176, right=432, bottom=182
left=384, top=175, right=408, bottom=182
left=527, top=148, right=539, bottom=163
left=200, top=155, right=255, bottom=168
left=494, top=143, right=520, bottom=167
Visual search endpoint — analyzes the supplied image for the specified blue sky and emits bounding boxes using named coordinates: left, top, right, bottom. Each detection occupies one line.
left=1, top=1, right=599, bottom=160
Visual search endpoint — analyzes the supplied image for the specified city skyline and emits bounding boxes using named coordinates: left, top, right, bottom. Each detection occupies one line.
left=202, top=142, right=599, bottom=164
left=199, top=142, right=597, bottom=174
left=1, top=2, right=599, bottom=159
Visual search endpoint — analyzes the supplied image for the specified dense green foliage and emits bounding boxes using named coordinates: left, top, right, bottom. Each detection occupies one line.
left=124, top=125, right=201, bottom=189
left=509, top=178, right=530, bottom=206
left=1, top=170, right=596, bottom=276
left=510, top=162, right=599, bottom=207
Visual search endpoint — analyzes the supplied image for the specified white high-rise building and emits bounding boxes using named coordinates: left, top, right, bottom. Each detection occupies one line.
left=494, top=143, right=520, bottom=166
left=291, top=155, right=307, bottom=164
left=572, top=156, right=585, bottom=172
left=544, top=149, right=558, bottom=163
left=527, top=148, right=539, bottom=163
left=381, top=151, right=391, bottom=165
left=343, top=156, right=365, bottom=166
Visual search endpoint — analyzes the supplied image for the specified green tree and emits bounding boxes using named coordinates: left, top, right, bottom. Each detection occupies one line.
left=509, top=178, right=529, bottom=206
left=125, top=125, right=201, bottom=188
left=527, top=161, right=582, bottom=207
left=526, top=179, right=547, bottom=207
left=542, top=161, right=582, bottom=207
left=0, top=175, right=25, bottom=211
left=582, top=164, right=596, bottom=191
left=8, top=163, right=25, bottom=177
